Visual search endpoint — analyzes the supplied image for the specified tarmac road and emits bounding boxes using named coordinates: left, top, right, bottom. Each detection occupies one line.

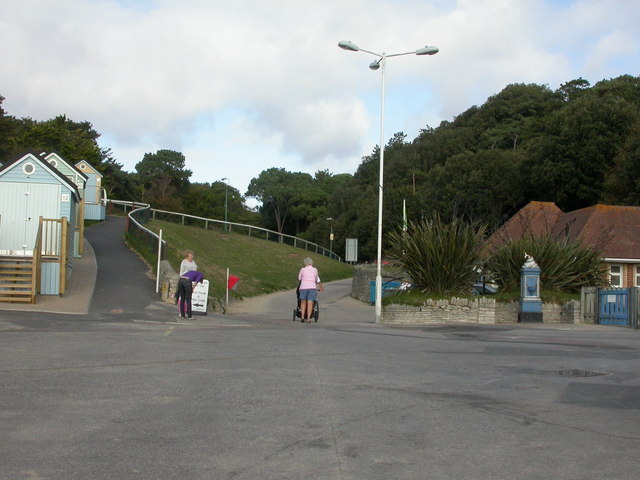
left=0, top=217, right=639, bottom=480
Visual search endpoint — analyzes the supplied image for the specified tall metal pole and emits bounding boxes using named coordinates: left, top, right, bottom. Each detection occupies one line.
left=375, top=55, right=386, bottom=323
left=224, top=183, right=228, bottom=232
left=338, top=40, right=438, bottom=323
left=156, top=229, right=163, bottom=294
left=327, top=217, right=334, bottom=257
left=220, top=177, right=229, bottom=233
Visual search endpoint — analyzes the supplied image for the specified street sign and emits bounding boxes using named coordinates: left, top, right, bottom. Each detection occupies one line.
left=192, top=279, right=209, bottom=315
left=345, top=238, right=358, bottom=262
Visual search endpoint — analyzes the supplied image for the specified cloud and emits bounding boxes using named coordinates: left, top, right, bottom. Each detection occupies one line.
left=1, top=0, right=639, bottom=199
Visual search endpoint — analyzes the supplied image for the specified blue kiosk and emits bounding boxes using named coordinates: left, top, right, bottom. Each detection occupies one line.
left=518, top=254, right=543, bottom=323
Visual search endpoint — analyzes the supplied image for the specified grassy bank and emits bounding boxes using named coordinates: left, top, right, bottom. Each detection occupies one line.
left=144, top=219, right=353, bottom=301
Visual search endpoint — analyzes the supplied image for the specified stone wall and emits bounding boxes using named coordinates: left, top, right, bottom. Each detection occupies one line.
left=382, top=297, right=495, bottom=324
left=352, top=265, right=583, bottom=325
left=381, top=297, right=581, bottom=325
left=351, top=264, right=378, bottom=303
left=351, top=264, right=410, bottom=304
left=158, top=260, right=179, bottom=303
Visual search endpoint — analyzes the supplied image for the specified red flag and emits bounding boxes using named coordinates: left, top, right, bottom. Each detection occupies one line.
left=228, top=275, right=240, bottom=290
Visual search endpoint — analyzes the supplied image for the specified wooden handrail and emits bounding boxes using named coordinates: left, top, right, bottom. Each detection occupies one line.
left=77, top=198, right=85, bottom=255
left=60, top=217, right=68, bottom=294
left=31, top=217, right=43, bottom=303
left=36, top=217, right=71, bottom=296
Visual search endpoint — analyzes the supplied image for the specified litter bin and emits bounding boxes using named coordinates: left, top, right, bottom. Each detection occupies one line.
left=369, top=280, right=402, bottom=305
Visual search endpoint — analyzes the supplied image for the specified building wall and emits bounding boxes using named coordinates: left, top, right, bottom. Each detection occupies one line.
left=40, top=261, right=60, bottom=295
left=607, top=262, right=640, bottom=288
left=75, top=161, right=102, bottom=204
left=1, top=154, right=79, bottom=294
left=625, top=264, right=637, bottom=287
left=84, top=202, right=106, bottom=221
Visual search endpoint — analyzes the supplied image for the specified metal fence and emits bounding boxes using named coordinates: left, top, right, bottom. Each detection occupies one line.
left=150, top=208, right=341, bottom=261
left=110, top=200, right=168, bottom=262
left=108, top=199, right=341, bottom=263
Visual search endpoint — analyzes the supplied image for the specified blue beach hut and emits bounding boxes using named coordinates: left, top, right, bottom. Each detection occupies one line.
left=0, top=151, right=81, bottom=301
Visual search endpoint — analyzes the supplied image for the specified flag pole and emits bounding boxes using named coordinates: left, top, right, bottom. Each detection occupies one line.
left=402, top=199, right=407, bottom=232
left=226, top=267, right=229, bottom=307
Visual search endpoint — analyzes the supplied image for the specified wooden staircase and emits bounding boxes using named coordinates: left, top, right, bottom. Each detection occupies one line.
left=0, top=256, right=36, bottom=303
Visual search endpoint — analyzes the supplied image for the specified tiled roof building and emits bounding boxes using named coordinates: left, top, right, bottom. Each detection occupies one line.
left=489, top=201, right=640, bottom=287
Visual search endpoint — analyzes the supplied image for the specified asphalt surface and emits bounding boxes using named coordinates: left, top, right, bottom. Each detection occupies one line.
left=0, top=217, right=639, bottom=479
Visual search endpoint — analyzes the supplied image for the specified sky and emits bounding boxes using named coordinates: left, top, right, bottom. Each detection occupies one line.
left=1, top=0, right=639, bottom=207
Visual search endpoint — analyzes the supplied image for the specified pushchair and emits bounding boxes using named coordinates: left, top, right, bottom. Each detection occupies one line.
left=293, top=282, right=319, bottom=322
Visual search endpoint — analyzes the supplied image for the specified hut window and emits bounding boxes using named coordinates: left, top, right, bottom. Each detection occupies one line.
left=22, top=162, right=36, bottom=176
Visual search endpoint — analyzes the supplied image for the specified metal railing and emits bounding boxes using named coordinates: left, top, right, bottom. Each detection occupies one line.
left=108, top=200, right=341, bottom=261
left=150, top=208, right=342, bottom=261
left=110, top=200, right=167, bottom=261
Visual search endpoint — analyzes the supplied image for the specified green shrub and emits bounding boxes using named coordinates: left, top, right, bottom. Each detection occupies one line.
left=388, top=215, right=487, bottom=296
left=487, top=235, right=608, bottom=292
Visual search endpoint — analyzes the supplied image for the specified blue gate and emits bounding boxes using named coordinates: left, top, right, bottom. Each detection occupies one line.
left=598, top=289, right=629, bottom=326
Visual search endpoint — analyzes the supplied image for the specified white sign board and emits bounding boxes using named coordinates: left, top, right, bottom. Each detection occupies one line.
left=191, top=279, right=209, bottom=314
left=345, top=238, right=358, bottom=262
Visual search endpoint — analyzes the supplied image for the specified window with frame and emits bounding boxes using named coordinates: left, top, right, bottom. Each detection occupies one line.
left=635, top=265, right=640, bottom=287
left=609, top=265, right=623, bottom=287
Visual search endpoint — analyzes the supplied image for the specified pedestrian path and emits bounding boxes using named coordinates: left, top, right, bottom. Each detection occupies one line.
left=0, top=216, right=368, bottom=325
left=0, top=216, right=164, bottom=317
left=0, top=239, right=96, bottom=315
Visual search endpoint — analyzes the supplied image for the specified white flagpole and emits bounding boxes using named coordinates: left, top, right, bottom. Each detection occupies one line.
left=402, top=199, right=407, bottom=232
left=226, top=267, right=229, bottom=307
left=156, top=229, right=162, bottom=293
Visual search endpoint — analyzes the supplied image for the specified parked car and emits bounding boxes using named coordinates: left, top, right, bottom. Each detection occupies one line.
left=472, top=283, right=497, bottom=295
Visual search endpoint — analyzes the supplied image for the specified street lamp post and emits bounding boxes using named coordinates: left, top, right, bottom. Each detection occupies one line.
left=339, top=40, right=438, bottom=323
left=327, top=217, right=334, bottom=256
left=221, top=178, right=229, bottom=232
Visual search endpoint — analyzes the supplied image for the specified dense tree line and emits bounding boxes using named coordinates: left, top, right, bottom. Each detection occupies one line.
left=2, top=74, right=639, bottom=261
left=323, top=75, right=640, bottom=260
left=0, top=96, right=257, bottom=225
left=251, top=75, right=640, bottom=260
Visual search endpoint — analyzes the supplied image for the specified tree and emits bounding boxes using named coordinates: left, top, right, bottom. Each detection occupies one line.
left=425, top=150, right=527, bottom=226
left=10, top=114, right=108, bottom=166
left=101, top=157, right=137, bottom=201
left=603, top=119, right=640, bottom=204
left=135, top=149, right=192, bottom=209
left=474, top=83, right=562, bottom=150
left=0, top=95, right=20, bottom=161
left=246, top=168, right=312, bottom=234
left=524, top=83, right=639, bottom=210
left=556, top=78, right=590, bottom=102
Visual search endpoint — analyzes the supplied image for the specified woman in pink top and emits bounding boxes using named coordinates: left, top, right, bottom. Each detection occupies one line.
left=298, top=257, right=324, bottom=323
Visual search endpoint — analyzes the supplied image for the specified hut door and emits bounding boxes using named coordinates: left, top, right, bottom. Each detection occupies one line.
left=0, top=183, right=60, bottom=254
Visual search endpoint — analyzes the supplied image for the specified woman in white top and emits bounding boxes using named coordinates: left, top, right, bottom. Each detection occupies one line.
left=179, top=250, right=197, bottom=276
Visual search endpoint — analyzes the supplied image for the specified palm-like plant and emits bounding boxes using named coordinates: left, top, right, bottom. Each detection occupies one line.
left=487, top=235, right=608, bottom=292
left=389, top=215, right=487, bottom=295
